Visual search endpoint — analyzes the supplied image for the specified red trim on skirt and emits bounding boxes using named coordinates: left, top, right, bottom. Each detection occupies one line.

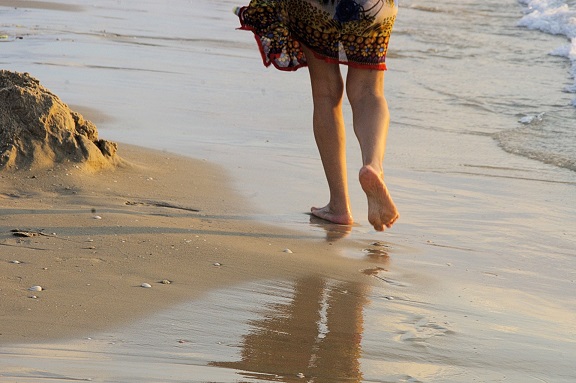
left=238, top=25, right=388, bottom=72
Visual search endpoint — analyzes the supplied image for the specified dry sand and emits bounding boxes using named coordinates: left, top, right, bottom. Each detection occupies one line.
left=0, top=70, right=119, bottom=171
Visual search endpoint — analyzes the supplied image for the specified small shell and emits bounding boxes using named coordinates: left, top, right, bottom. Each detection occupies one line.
left=10, top=260, right=21, bottom=264
left=29, top=285, right=43, bottom=291
left=160, top=279, right=172, bottom=285
left=141, top=283, right=152, bottom=288
left=283, top=249, right=293, bottom=254
left=29, top=295, right=38, bottom=299
left=213, top=262, right=222, bottom=267
left=297, top=373, right=305, bottom=379
left=93, top=215, right=102, bottom=220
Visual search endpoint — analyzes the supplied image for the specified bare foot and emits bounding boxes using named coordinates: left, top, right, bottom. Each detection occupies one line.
left=359, top=165, right=399, bottom=231
left=310, top=204, right=354, bottom=226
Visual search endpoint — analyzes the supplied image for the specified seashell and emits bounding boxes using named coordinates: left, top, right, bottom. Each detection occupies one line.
left=10, top=260, right=21, bottom=264
left=29, top=285, right=43, bottom=291
left=140, top=283, right=152, bottom=288
left=93, top=215, right=102, bottom=220
left=371, top=241, right=387, bottom=247
left=213, top=262, right=222, bottom=267
left=160, top=279, right=171, bottom=284
left=297, top=372, right=305, bottom=378
left=283, top=249, right=293, bottom=254
left=29, top=295, right=38, bottom=299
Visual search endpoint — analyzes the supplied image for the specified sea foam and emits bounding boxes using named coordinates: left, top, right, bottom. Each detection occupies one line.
left=517, top=0, right=576, bottom=105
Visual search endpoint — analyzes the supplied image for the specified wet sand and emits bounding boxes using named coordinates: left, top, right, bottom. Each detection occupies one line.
left=1, top=147, right=574, bottom=381
left=0, top=1, right=83, bottom=12
left=0, top=144, right=375, bottom=342
left=1, top=0, right=576, bottom=382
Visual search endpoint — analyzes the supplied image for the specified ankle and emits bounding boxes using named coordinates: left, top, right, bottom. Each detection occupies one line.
left=328, top=200, right=351, bottom=216
left=361, top=164, right=383, bottom=178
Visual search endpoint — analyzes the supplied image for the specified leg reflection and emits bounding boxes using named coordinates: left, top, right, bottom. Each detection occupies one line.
left=212, top=276, right=368, bottom=382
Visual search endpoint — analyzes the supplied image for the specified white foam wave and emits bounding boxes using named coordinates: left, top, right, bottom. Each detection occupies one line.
left=518, top=0, right=576, bottom=104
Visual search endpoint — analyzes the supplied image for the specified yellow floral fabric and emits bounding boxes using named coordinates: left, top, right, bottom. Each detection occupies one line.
left=236, top=0, right=398, bottom=71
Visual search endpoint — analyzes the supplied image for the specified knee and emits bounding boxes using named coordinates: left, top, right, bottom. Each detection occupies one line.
left=346, top=82, right=384, bottom=110
left=311, top=77, right=345, bottom=107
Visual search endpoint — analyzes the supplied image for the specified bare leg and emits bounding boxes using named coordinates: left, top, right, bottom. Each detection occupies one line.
left=346, top=67, right=399, bottom=231
left=302, top=46, right=353, bottom=225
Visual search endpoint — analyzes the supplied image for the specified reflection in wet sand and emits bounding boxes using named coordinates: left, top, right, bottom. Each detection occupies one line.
left=212, top=276, right=369, bottom=382
left=308, top=214, right=352, bottom=241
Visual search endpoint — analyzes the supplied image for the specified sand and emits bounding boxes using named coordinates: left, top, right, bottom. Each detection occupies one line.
left=0, top=70, right=366, bottom=342
left=0, top=70, right=119, bottom=171
left=0, top=1, right=83, bottom=12
left=0, top=133, right=382, bottom=343
left=0, top=142, right=380, bottom=343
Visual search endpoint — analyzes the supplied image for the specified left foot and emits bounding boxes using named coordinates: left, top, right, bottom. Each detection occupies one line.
left=310, top=204, right=353, bottom=226
left=359, top=165, right=399, bottom=231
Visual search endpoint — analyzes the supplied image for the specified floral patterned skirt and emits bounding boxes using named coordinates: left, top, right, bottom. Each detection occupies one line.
left=236, top=0, right=398, bottom=71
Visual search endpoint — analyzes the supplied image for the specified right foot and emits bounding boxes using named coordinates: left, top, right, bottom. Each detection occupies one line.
left=359, top=165, right=399, bottom=231
left=310, top=205, right=353, bottom=226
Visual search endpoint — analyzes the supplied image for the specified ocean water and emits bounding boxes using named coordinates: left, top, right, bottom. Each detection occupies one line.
left=388, top=0, right=576, bottom=174
left=1, top=1, right=576, bottom=382
left=504, top=0, right=576, bottom=171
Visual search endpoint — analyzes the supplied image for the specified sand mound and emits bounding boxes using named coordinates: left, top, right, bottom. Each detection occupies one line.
left=0, top=70, right=120, bottom=171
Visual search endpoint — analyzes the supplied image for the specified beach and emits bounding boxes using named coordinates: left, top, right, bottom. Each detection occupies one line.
left=1, top=0, right=576, bottom=382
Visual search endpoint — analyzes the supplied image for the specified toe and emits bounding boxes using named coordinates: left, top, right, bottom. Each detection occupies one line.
left=385, top=214, right=399, bottom=228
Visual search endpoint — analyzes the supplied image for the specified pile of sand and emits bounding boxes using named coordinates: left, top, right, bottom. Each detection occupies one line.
left=0, top=70, right=120, bottom=171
